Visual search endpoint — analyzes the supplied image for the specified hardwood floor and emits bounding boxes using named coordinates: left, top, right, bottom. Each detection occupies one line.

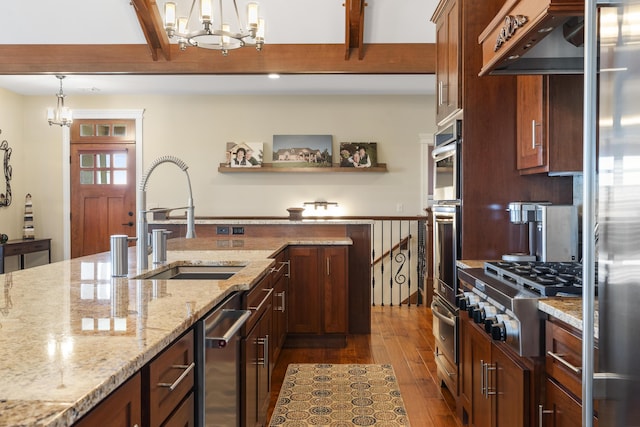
left=268, top=305, right=462, bottom=427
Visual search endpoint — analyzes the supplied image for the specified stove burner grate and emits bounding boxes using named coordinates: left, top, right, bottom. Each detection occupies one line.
left=484, top=261, right=591, bottom=297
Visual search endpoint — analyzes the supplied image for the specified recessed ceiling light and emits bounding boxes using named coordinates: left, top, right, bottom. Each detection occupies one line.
left=268, top=73, right=280, bottom=79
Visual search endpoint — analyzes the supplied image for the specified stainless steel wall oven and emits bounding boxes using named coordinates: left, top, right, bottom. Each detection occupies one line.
left=431, top=117, right=462, bottom=396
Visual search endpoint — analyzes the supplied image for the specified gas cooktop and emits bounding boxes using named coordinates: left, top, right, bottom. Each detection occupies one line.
left=484, top=260, right=593, bottom=297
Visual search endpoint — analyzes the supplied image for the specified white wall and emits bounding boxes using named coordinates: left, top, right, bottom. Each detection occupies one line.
left=8, top=92, right=435, bottom=261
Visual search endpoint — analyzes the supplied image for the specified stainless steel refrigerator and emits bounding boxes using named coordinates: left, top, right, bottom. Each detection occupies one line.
left=584, top=1, right=640, bottom=425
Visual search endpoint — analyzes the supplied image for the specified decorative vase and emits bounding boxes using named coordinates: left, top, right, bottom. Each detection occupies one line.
left=287, top=207, right=304, bottom=221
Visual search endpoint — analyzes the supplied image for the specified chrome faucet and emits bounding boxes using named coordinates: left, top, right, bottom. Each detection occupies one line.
left=137, top=156, right=196, bottom=271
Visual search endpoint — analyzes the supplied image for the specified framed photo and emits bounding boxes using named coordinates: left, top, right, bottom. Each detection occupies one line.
left=339, top=142, right=377, bottom=168
left=226, top=142, right=263, bottom=167
left=272, top=135, right=333, bottom=168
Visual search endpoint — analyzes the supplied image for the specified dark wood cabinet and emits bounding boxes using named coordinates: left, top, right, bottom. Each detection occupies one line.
left=542, top=318, right=598, bottom=427
left=287, top=245, right=348, bottom=338
left=460, top=313, right=529, bottom=427
left=517, top=75, right=584, bottom=175
left=271, top=250, right=289, bottom=363
left=243, top=274, right=274, bottom=427
left=74, top=372, right=142, bottom=427
left=433, top=0, right=461, bottom=125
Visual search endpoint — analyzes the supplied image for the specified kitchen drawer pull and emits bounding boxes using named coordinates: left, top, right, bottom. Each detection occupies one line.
left=248, top=288, right=274, bottom=312
left=157, top=362, right=195, bottom=391
left=270, top=260, right=289, bottom=274
left=480, top=360, right=486, bottom=397
left=547, top=350, right=582, bottom=374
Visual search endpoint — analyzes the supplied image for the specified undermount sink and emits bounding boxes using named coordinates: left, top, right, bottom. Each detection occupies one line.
left=141, top=264, right=246, bottom=280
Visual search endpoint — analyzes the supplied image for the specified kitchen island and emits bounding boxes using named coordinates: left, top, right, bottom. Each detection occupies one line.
left=0, top=235, right=350, bottom=426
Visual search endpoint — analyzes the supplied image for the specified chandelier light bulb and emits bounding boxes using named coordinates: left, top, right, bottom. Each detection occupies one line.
left=247, top=2, right=259, bottom=29
left=164, top=2, right=177, bottom=31
left=200, top=0, right=213, bottom=24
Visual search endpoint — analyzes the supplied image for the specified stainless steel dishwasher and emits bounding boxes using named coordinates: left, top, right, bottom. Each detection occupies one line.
left=195, top=292, right=251, bottom=427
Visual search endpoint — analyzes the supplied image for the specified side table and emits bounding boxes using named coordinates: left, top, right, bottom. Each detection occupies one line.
left=0, top=238, right=52, bottom=274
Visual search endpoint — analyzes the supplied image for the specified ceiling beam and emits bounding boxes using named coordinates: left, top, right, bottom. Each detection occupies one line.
left=0, top=44, right=434, bottom=74
left=344, top=0, right=367, bottom=60
left=130, top=0, right=172, bottom=61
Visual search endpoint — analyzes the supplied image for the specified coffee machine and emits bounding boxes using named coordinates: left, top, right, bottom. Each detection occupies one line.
left=504, top=202, right=578, bottom=262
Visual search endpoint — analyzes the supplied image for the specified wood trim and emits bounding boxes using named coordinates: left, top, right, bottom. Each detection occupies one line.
left=345, top=0, right=366, bottom=60
left=0, top=43, right=434, bottom=74
left=130, top=0, right=172, bottom=61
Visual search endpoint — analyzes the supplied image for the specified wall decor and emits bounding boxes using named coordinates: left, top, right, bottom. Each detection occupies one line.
left=339, top=142, right=378, bottom=168
left=226, top=142, right=263, bottom=167
left=272, top=135, right=332, bottom=168
left=23, top=194, right=34, bottom=240
left=0, top=130, right=12, bottom=207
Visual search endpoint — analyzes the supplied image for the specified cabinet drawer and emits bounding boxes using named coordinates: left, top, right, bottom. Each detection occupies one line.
left=162, top=391, right=195, bottom=427
left=545, top=320, right=582, bottom=399
left=244, top=275, right=273, bottom=332
left=148, top=330, right=195, bottom=427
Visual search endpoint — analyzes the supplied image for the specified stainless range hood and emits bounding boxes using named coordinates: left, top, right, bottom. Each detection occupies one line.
left=478, top=0, right=585, bottom=75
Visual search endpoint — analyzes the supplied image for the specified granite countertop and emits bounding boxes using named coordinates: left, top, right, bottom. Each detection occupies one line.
left=538, top=298, right=599, bottom=339
left=0, top=236, right=351, bottom=427
left=150, top=217, right=374, bottom=225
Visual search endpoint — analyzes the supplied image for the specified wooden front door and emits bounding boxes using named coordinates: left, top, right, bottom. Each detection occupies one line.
left=70, top=120, right=136, bottom=258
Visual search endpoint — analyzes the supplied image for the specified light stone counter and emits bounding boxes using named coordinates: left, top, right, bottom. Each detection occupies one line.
left=150, top=218, right=374, bottom=226
left=538, top=298, right=599, bottom=339
left=0, top=236, right=351, bottom=426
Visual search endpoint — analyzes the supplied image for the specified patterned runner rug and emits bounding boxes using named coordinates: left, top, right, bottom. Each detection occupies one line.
left=269, top=363, right=411, bottom=426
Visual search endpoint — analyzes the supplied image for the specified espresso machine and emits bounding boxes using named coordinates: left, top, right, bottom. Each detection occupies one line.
left=504, top=202, right=578, bottom=262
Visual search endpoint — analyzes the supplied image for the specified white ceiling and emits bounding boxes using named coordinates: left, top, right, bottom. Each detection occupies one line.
left=0, top=0, right=437, bottom=96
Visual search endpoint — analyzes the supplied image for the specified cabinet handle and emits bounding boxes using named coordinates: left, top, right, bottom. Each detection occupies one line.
left=270, top=260, right=289, bottom=274
left=434, top=351, right=455, bottom=378
left=480, top=359, right=485, bottom=397
left=274, top=291, right=286, bottom=312
left=258, top=335, right=269, bottom=368
left=157, top=362, right=195, bottom=391
left=485, top=363, right=497, bottom=396
left=538, top=404, right=555, bottom=427
left=438, top=81, right=444, bottom=106
left=248, top=288, right=274, bottom=312
left=547, top=350, right=582, bottom=374
left=326, top=257, right=330, bottom=276
left=532, top=120, right=542, bottom=149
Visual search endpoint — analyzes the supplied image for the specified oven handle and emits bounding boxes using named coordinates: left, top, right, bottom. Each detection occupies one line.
left=432, top=142, right=457, bottom=159
left=431, top=300, right=456, bottom=327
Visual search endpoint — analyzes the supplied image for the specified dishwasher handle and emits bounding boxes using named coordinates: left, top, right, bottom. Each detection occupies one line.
left=205, top=309, right=251, bottom=348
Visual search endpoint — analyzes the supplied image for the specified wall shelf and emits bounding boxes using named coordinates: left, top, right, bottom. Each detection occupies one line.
left=218, top=163, right=388, bottom=173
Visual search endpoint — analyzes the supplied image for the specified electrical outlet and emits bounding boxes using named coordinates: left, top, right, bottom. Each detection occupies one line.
left=396, top=203, right=404, bottom=213
left=232, top=226, right=245, bottom=235
left=216, top=226, right=229, bottom=235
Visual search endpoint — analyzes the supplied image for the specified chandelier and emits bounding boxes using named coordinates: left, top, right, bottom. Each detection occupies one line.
left=47, top=75, right=73, bottom=127
left=163, top=0, right=265, bottom=55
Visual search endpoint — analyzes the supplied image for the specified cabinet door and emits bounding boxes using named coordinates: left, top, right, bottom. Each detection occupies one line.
left=257, top=308, right=273, bottom=427
left=493, top=344, right=528, bottom=427
left=288, top=246, right=321, bottom=334
left=244, top=318, right=260, bottom=427
left=543, top=377, right=595, bottom=427
left=322, top=246, right=348, bottom=334
left=517, top=75, right=545, bottom=171
left=74, top=372, right=141, bottom=427
left=435, top=0, right=460, bottom=124
left=468, top=322, right=492, bottom=427
left=272, top=266, right=288, bottom=361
